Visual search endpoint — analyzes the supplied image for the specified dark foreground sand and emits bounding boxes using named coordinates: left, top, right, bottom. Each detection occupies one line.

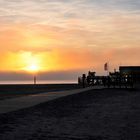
left=0, top=88, right=140, bottom=140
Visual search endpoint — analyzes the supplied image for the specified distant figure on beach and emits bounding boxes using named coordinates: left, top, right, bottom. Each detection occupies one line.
left=107, top=76, right=111, bottom=88
left=102, top=76, right=107, bottom=87
left=78, top=77, right=81, bottom=85
left=82, top=74, right=86, bottom=88
left=87, top=75, right=90, bottom=86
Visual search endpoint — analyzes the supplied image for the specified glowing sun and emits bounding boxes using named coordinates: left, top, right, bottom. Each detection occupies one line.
left=25, top=63, right=39, bottom=72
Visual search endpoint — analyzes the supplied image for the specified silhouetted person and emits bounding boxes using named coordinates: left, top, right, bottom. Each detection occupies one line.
left=102, top=76, right=106, bottom=87
left=119, top=74, right=122, bottom=88
left=82, top=74, right=86, bottom=88
left=34, top=76, right=36, bottom=85
left=87, top=75, right=90, bottom=86
left=107, top=76, right=111, bottom=88
left=78, top=77, right=81, bottom=85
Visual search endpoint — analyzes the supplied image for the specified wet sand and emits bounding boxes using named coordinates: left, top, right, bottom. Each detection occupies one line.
left=0, top=88, right=140, bottom=140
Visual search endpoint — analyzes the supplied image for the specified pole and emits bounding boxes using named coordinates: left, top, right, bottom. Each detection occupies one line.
left=34, top=75, right=36, bottom=85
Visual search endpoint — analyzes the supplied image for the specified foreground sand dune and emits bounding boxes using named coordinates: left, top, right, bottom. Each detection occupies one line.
left=0, top=87, right=140, bottom=140
left=0, top=86, right=98, bottom=114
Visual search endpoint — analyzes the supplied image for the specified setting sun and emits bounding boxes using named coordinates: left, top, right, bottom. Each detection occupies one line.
left=0, top=0, right=139, bottom=81
left=18, top=52, right=43, bottom=72
left=25, top=64, right=39, bottom=72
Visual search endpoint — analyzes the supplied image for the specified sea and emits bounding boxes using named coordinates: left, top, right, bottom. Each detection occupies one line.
left=0, top=80, right=77, bottom=85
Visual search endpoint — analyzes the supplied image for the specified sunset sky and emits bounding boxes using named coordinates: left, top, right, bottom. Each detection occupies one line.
left=0, top=0, right=140, bottom=81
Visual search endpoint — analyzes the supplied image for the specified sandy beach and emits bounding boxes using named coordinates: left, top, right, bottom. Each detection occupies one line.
left=0, top=84, right=80, bottom=100
left=0, top=87, right=140, bottom=140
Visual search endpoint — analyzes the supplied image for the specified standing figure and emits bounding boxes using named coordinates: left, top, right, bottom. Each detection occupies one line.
left=107, top=76, right=111, bottom=88
left=82, top=74, right=86, bottom=88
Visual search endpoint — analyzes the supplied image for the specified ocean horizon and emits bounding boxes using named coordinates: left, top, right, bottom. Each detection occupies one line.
left=0, top=80, right=77, bottom=85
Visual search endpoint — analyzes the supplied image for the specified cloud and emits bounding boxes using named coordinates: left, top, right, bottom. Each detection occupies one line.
left=0, top=0, right=140, bottom=79
left=0, top=0, right=140, bottom=31
left=0, top=69, right=84, bottom=81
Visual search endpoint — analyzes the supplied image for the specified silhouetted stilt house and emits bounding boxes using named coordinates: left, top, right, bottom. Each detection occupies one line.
left=119, top=66, right=140, bottom=83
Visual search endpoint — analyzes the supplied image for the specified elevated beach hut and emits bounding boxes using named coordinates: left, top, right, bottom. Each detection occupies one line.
left=119, top=66, right=140, bottom=83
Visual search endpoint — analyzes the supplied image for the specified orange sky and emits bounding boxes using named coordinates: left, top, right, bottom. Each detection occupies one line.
left=0, top=0, right=140, bottom=80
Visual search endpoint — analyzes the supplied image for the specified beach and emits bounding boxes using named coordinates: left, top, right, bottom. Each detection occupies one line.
left=0, top=84, right=80, bottom=100
left=0, top=87, right=140, bottom=140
